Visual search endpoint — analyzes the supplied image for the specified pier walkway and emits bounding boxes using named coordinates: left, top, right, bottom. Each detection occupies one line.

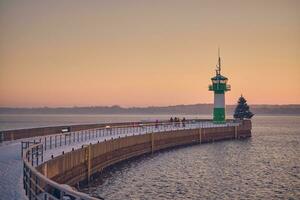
left=0, top=120, right=239, bottom=200
left=41, top=120, right=238, bottom=162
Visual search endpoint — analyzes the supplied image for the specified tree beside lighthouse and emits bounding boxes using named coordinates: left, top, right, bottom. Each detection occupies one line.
left=233, top=95, right=254, bottom=120
left=209, top=50, right=231, bottom=123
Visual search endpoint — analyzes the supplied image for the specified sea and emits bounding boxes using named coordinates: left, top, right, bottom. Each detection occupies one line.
left=0, top=114, right=299, bottom=199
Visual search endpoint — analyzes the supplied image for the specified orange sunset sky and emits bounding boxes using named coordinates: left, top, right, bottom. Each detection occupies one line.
left=0, top=0, right=299, bottom=107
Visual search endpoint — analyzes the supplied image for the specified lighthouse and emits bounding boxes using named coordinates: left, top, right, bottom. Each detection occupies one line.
left=209, top=50, right=231, bottom=123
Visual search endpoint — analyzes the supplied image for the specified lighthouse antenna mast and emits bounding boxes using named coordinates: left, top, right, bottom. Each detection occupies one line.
left=216, top=48, right=221, bottom=75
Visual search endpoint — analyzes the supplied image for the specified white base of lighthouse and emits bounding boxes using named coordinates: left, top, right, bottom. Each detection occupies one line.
left=213, top=93, right=226, bottom=123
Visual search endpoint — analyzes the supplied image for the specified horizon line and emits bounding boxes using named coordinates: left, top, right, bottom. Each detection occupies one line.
left=1, top=103, right=300, bottom=109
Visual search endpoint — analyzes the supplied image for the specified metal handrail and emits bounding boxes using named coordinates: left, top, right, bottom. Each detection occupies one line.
left=23, top=143, right=99, bottom=200
left=36, top=119, right=239, bottom=153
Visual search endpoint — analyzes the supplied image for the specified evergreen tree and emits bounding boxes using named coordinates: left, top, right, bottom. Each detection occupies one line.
left=234, top=95, right=254, bottom=119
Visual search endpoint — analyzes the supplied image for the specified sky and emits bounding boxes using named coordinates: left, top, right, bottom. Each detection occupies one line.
left=0, top=0, right=299, bottom=107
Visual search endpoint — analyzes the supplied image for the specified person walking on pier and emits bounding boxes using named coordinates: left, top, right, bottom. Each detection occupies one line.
left=182, top=117, right=186, bottom=127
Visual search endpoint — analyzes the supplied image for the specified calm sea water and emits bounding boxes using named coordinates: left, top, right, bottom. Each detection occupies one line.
left=78, top=115, right=300, bottom=199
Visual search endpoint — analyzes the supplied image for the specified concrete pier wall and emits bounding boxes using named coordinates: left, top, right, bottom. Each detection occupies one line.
left=37, top=120, right=251, bottom=187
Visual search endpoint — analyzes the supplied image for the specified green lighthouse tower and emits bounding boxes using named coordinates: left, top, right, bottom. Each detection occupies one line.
left=209, top=50, right=231, bottom=123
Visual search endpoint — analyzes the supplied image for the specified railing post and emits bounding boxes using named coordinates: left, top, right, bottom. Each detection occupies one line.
left=31, top=149, right=34, bottom=166
left=85, top=144, right=92, bottom=183
left=35, top=173, right=38, bottom=198
left=199, top=128, right=202, bottom=144
left=36, top=146, right=39, bottom=166
left=50, top=136, right=52, bottom=149
left=44, top=137, right=47, bottom=151
left=28, top=170, right=32, bottom=200
left=23, top=163, right=27, bottom=192
left=41, top=144, right=44, bottom=162
left=21, top=142, right=24, bottom=157
left=235, top=125, right=238, bottom=139
left=151, top=132, right=154, bottom=154
left=27, top=150, right=30, bottom=162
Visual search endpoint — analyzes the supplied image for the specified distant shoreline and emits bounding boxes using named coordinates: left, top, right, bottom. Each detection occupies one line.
left=0, top=113, right=300, bottom=116
left=1, top=104, right=300, bottom=115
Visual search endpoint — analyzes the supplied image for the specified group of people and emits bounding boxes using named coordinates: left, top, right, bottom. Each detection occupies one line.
left=170, top=117, right=186, bottom=127
left=169, top=117, right=186, bottom=123
left=154, top=117, right=187, bottom=128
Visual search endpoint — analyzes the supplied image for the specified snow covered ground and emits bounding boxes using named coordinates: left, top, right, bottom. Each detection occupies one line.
left=0, top=121, right=238, bottom=200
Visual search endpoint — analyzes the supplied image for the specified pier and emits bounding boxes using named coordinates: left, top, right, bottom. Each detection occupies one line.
left=21, top=119, right=251, bottom=200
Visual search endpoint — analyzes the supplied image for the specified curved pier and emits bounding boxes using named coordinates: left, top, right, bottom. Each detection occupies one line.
left=22, top=120, right=251, bottom=200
